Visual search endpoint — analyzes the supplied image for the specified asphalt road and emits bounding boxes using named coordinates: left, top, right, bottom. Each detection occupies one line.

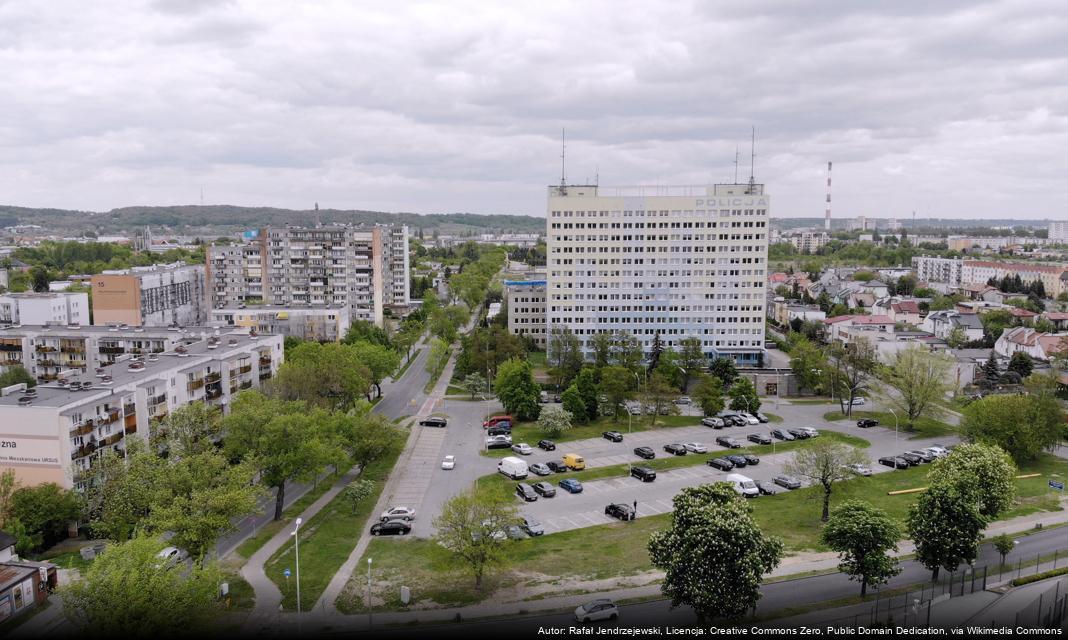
left=374, top=339, right=435, bottom=421
left=348, top=524, right=1068, bottom=636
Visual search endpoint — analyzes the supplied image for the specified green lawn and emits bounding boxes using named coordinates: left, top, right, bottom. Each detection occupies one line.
left=476, top=432, right=871, bottom=502
left=423, top=347, right=452, bottom=394
left=790, top=398, right=836, bottom=405
left=233, top=472, right=340, bottom=560
left=39, top=550, right=93, bottom=572
left=822, top=410, right=956, bottom=439
left=264, top=442, right=406, bottom=611
left=764, top=413, right=785, bottom=424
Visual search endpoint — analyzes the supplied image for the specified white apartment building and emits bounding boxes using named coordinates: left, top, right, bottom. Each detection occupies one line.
left=0, top=292, right=89, bottom=326
left=208, top=225, right=409, bottom=327
left=209, top=305, right=351, bottom=342
left=783, top=230, right=829, bottom=254
left=545, top=183, right=769, bottom=365
left=91, top=262, right=207, bottom=327
left=960, top=260, right=1068, bottom=297
left=505, top=279, right=547, bottom=347
left=1048, top=221, right=1068, bottom=243
left=0, top=327, right=283, bottom=489
left=912, top=256, right=963, bottom=286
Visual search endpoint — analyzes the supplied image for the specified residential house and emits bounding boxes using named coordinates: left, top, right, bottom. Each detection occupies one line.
left=995, top=327, right=1068, bottom=361
left=822, top=315, right=895, bottom=345
left=923, top=310, right=985, bottom=343
left=1045, top=312, right=1068, bottom=331
left=871, top=297, right=922, bottom=326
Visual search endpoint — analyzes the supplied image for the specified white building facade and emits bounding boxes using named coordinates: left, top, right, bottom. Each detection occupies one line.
left=0, top=292, right=89, bottom=326
left=912, top=256, right=963, bottom=287
left=545, top=183, right=769, bottom=365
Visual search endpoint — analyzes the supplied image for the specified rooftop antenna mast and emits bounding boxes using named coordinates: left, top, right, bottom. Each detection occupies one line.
left=824, top=161, right=833, bottom=231
left=746, top=127, right=756, bottom=194
left=559, top=129, right=567, bottom=195
left=733, top=145, right=740, bottom=184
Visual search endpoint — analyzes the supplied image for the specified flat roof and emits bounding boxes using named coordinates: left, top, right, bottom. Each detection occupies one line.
left=0, top=324, right=222, bottom=337
left=211, top=305, right=348, bottom=312
left=0, top=330, right=278, bottom=410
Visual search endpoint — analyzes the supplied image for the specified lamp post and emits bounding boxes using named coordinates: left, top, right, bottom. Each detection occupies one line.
left=887, top=407, right=900, bottom=441
left=291, top=517, right=303, bottom=631
left=367, top=557, right=373, bottom=630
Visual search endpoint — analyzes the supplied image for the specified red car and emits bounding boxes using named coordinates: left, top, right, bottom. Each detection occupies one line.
left=483, top=415, right=514, bottom=429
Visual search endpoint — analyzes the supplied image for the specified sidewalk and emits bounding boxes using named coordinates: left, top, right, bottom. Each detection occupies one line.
left=239, top=465, right=361, bottom=633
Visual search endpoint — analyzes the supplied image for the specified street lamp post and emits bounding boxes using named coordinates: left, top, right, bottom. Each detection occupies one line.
left=291, top=517, right=303, bottom=631
left=367, top=557, right=373, bottom=630
left=887, top=407, right=900, bottom=440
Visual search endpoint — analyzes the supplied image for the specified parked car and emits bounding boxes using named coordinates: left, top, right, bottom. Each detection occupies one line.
left=898, top=452, right=922, bottom=466
left=419, top=416, right=447, bottom=428
left=756, top=480, right=778, bottom=496
left=487, top=425, right=512, bottom=436
left=546, top=461, right=568, bottom=473
left=849, top=397, right=867, bottom=406
left=633, top=446, right=656, bottom=460
left=707, top=457, right=735, bottom=471
left=485, top=435, right=512, bottom=449
left=727, top=473, right=760, bottom=498
left=857, top=418, right=880, bottom=428
left=540, top=390, right=549, bottom=403
left=773, top=475, right=802, bottom=490
left=907, top=449, right=936, bottom=463
left=755, top=412, right=770, bottom=423
left=441, top=455, right=456, bottom=470
left=538, top=439, right=556, bottom=451
left=562, top=453, right=586, bottom=470
left=558, top=478, right=584, bottom=493
left=741, top=453, right=759, bottom=465
left=631, top=466, right=657, bottom=482
left=747, top=433, right=772, bottom=445
left=924, top=446, right=949, bottom=458
left=715, top=436, right=743, bottom=449
left=522, top=516, right=545, bottom=536
left=674, top=396, right=692, bottom=405
left=511, top=443, right=533, bottom=456
left=515, top=483, right=539, bottom=502
left=370, top=520, right=411, bottom=536
left=787, top=428, right=810, bottom=440
left=602, top=431, right=624, bottom=443
left=726, top=454, right=749, bottom=468
left=663, top=443, right=688, bottom=456
left=684, top=442, right=708, bottom=454
left=878, top=456, right=910, bottom=469
left=157, top=546, right=188, bottom=565
left=506, top=525, right=528, bottom=540
left=575, top=599, right=619, bottom=623
left=483, top=415, right=514, bottom=428
left=845, top=463, right=873, bottom=476
left=739, top=412, right=760, bottom=425
left=529, top=463, right=552, bottom=476
left=797, top=427, right=820, bottom=438
left=701, top=417, right=726, bottom=428
left=498, top=456, right=529, bottom=479
left=771, top=428, right=795, bottom=441
left=532, top=481, right=556, bottom=498
left=628, top=405, right=643, bottom=415
left=605, top=503, right=636, bottom=521
left=379, top=506, right=416, bottom=522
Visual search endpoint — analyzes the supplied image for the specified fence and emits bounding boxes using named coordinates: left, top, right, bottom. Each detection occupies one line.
left=1012, top=579, right=1068, bottom=628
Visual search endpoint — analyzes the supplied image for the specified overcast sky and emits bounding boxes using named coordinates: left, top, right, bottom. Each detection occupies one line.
left=2, top=1, right=1067, bottom=219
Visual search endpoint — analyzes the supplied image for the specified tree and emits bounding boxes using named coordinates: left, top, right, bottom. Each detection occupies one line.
left=350, top=341, right=401, bottom=400
left=10, top=483, right=82, bottom=553
left=945, top=326, right=967, bottom=349
left=649, top=332, right=664, bottom=371
left=493, top=358, right=541, bottom=421
left=678, top=337, right=707, bottom=388
left=709, top=357, right=738, bottom=386
left=223, top=392, right=346, bottom=520
left=547, top=328, right=584, bottom=390
left=590, top=332, right=613, bottom=369
left=78, top=443, right=161, bottom=542
left=961, top=394, right=1062, bottom=461
left=784, top=441, right=869, bottom=521
left=597, top=365, right=635, bottom=422
left=827, top=339, right=877, bottom=417
left=789, top=337, right=827, bottom=395
left=334, top=412, right=405, bottom=470
left=648, top=483, right=783, bottom=621
left=433, top=491, right=518, bottom=590
left=692, top=374, right=725, bottom=417
left=393, top=325, right=421, bottom=363
left=574, top=367, right=599, bottom=421
left=151, top=402, right=221, bottom=457
left=341, top=479, right=376, bottom=515
left=270, top=342, right=371, bottom=410
left=62, top=535, right=223, bottom=636
left=821, top=501, right=901, bottom=596
left=980, top=309, right=1015, bottom=344
left=907, top=482, right=986, bottom=581
left=927, top=443, right=1016, bottom=518
left=0, top=469, right=18, bottom=528
left=878, top=346, right=953, bottom=431
left=560, top=385, right=588, bottom=423
left=981, top=351, right=1000, bottom=382
left=0, top=365, right=35, bottom=389
left=643, top=371, right=679, bottom=426
left=993, top=533, right=1015, bottom=569
left=30, top=266, right=50, bottom=293
left=1007, top=351, right=1034, bottom=379
left=342, top=320, right=392, bottom=348
left=426, top=337, right=450, bottom=379
left=537, top=405, right=573, bottom=438
left=462, top=372, right=488, bottom=399
left=728, top=377, right=761, bottom=413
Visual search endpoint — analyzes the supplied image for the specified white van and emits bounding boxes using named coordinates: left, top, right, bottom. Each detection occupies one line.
left=498, top=456, right=529, bottom=480
left=726, top=473, right=759, bottom=498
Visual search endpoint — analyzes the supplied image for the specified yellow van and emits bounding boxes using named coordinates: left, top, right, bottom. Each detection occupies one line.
left=562, top=453, right=585, bottom=470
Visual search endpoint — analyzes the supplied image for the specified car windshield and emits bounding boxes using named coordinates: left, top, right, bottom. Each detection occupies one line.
left=741, top=481, right=757, bottom=489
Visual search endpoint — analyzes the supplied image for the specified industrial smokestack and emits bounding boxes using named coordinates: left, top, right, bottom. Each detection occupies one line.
left=824, top=161, right=833, bottom=231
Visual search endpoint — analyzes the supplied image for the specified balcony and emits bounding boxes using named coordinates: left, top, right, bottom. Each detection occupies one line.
left=0, top=343, right=22, bottom=352
left=239, top=365, right=252, bottom=374
left=204, top=372, right=222, bottom=384
left=99, top=346, right=125, bottom=354
left=70, top=423, right=94, bottom=437
left=35, top=345, right=57, bottom=353
left=148, top=393, right=167, bottom=406
left=60, top=346, right=85, bottom=354
left=240, top=380, right=253, bottom=390
left=187, top=379, right=206, bottom=392
left=258, top=356, right=272, bottom=366
left=37, top=359, right=58, bottom=367
left=71, top=442, right=97, bottom=460
left=123, top=403, right=135, bottom=415
left=101, top=433, right=123, bottom=447
left=205, top=388, right=223, bottom=400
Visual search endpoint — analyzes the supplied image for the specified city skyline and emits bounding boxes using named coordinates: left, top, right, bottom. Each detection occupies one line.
left=3, top=1, right=1067, bottom=219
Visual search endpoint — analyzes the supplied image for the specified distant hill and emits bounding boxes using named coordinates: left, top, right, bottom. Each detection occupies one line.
left=772, top=217, right=1050, bottom=232
left=0, top=205, right=546, bottom=236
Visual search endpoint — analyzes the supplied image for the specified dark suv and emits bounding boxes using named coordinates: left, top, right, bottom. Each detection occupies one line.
left=715, top=436, right=742, bottom=449
left=857, top=418, right=880, bottom=428
left=605, top=503, right=636, bottom=521
left=538, top=439, right=556, bottom=451
left=663, top=444, right=687, bottom=456
left=707, top=457, right=734, bottom=471
left=515, top=483, right=538, bottom=502
left=633, top=446, right=656, bottom=460
left=602, top=431, right=624, bottom=443
left=747, top=433, right=772, bottom=445
left=419, top=416, right=447, bottom=428
left=630, top=466, right=657, bottom=482
left=487, top=425, right=511, bottom=436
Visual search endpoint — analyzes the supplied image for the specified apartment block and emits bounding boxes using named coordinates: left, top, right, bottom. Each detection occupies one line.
left=505, top=279, right=547, bottom=347
left=0, top=292, right=89, bottom=326
left=1050, top=221, right=1068, bottom=243
left=207, top=225, right=409, bottom=327
left=783, top=230, right=829, bottom=254
left=960, top=260, right=1068, bottom=297
left=91, top=262, right=207, bottom=327
left=209, top=305, right=351, bottom=342
left=545, top=183, right=769, bottom=365
left=0, top=327, right=283, bottom=489
left=912, top=256, right=964, bottom=286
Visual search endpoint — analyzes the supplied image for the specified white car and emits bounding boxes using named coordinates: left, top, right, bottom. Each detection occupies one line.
left=924, top=446, right=949, bottom=458
left=849, top=397, right=867, bottom=406
left=798, top=427, right=820, bottom=438
left=157, top=546, right=188, bottom=565
left=845, top=463, right=873, bottom=476
left=441, top=455, right=456, bottom=470
left=674, top=396, right=692, bottom=405
left=511, top=443, right=533, bottom=455
left=740, top=412, right=760, bottom=425
left=575, top=599, right=619, bottom=623
left=379, top=506, right=416, bottom=522
left=684, top=442, right=708, bottom=454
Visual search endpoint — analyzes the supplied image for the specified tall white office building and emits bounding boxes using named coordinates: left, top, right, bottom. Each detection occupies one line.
left=545, top=183, right=770, bottom=365
left=1051, top=221, right=1068, bottom=243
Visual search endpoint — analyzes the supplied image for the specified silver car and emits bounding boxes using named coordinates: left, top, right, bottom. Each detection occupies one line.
left=575, top=599, right=619, bottom=623
left=684, top=442, right=708, bottom=454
